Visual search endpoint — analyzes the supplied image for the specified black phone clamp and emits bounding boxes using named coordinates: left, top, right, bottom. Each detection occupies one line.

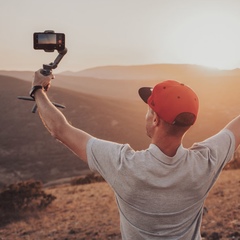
left=18, top=48, right=67, bottom=113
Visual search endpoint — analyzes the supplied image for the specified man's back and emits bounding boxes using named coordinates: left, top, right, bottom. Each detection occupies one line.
left=87, top=129, right=235, bottom=239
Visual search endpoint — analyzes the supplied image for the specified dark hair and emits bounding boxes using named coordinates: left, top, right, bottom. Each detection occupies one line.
left=163, top=112, right=195, bottom=136
left=173, top=112, right=196, bottom=127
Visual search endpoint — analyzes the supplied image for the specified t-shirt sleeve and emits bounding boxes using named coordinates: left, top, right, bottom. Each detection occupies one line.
left=191, top=129, right=235, bottom=172
left=86, top=138, right=133, bottom=186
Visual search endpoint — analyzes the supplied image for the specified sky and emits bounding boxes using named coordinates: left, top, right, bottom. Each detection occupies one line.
left=1, top=0, right=240, bottom=72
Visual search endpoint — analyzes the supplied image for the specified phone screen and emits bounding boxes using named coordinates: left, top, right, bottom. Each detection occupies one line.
left=38, top=34, right=57, bottom=44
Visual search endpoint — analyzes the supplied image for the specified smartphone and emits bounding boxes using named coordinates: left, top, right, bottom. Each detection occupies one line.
left=33, top=32, right=65, bottom=52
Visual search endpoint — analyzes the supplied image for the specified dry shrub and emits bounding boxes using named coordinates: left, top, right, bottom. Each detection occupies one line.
left=0, top=179, right=56, bottom=226
left=70, top=173, right=105, bottom=185
left=224, top=151, right=240, bottom=170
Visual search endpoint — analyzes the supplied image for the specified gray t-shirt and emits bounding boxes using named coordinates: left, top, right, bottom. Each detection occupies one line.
left=87, top=129, right=235, bottom=240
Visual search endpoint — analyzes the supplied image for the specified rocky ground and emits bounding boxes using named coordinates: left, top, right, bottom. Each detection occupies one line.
left=0, top=169, right=240, bottom=240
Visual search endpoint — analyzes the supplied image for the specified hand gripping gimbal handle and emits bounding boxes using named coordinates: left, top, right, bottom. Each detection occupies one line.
left=18, top=48, right=67, bottom=113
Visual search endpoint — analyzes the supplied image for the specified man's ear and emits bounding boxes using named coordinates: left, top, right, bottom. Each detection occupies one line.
left=153, top=112, right=160, bottom=126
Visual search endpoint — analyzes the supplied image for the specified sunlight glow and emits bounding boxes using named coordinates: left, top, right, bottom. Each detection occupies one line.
left=1, top=1, right=240, bottom=71
left=167, top=7, right=240, bottom=69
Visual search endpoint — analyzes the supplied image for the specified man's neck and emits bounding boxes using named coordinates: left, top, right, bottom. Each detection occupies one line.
left=152, top=134, right=182, bottom=157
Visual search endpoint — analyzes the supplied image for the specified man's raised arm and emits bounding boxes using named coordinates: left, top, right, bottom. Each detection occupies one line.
left=32, top=70, right=92, bottom=163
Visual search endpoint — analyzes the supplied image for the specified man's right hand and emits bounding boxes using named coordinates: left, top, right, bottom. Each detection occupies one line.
left=33, top=69, right=55, bottom=91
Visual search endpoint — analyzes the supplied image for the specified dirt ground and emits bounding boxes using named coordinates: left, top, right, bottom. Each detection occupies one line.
left=0, top=169, right=240, bottom=240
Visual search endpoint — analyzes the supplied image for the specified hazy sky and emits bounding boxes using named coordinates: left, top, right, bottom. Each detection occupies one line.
left=1, top=0, right=240, bottom=72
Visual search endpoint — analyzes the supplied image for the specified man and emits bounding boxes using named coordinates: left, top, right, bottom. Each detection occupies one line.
left=31, top=70, right=239, bottom=239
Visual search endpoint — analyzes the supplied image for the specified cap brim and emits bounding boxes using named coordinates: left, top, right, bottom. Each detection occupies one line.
left=138, top=87, right=152, bottom=103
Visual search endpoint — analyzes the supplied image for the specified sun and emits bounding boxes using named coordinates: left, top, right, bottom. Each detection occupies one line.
left=167, top=6, right=240, bottom=70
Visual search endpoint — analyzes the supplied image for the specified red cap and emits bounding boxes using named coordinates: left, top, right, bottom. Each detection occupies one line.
left=138, top=80, right=199, bottom=125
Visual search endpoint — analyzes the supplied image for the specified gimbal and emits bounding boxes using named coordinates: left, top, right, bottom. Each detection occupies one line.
left=18, top=48, right=67, bottom=113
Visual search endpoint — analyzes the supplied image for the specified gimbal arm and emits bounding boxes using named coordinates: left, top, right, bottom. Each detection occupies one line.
left=41, top=48, right=68, bottom=76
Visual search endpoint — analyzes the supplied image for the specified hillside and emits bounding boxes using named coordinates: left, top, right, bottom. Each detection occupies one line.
left=2, top=64, right=240, bottom=100
left=0, top=75, right=149, bottom=187
left=0, top=169, right=239, bottom=239
left=1, top=64, right=240, bottom=186
left=60, top=64, right=240, bottom=80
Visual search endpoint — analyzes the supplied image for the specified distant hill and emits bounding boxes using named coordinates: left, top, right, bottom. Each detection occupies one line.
left=0, top=70, right=33, bottom=82
left=2, top=64, right=240, bottom=100
left=0, top=75, right=149, bottom=187
left=1, top=65, right=240, bottom=186
left=59, top=64, right=240, bottom=80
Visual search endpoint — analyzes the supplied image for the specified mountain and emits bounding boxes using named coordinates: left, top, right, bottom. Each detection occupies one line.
left=0, top=75, right=149, bottom=187
left=0, top=70, right=33, bottom=82
left=59, top=64, right=240, bottom=80
left=1, top=64, right=240, bottom=186
left=2, top=64, right=240, bottom=101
